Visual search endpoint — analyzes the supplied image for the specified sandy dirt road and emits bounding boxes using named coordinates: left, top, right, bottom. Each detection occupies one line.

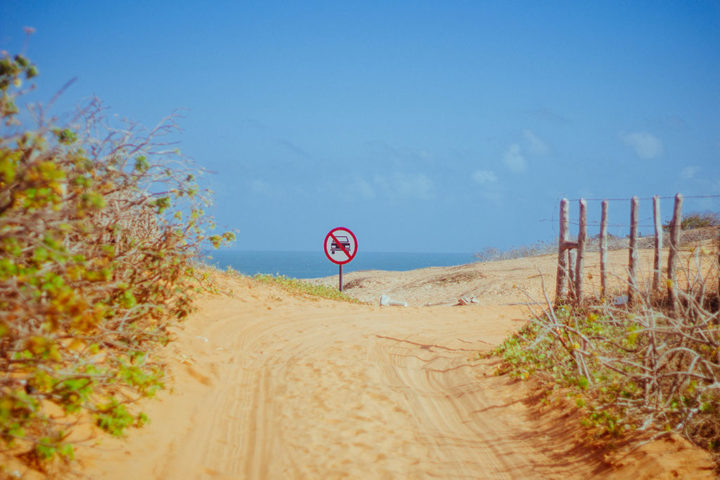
left=81, top=277, right=599, bottom=479
left=76, top=251, right=715, bottom=479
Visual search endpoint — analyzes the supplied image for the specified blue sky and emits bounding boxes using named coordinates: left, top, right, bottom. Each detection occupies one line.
left=2, top=1, right=719, bottom=253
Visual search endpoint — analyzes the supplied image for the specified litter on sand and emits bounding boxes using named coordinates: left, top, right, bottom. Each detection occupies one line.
left=380, top=294, right=408, bottom=307
left=455, top=296, right=479, bottom=306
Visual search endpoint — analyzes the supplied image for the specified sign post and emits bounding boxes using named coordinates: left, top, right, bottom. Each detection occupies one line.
left=323, top=227, right=358, bottom=291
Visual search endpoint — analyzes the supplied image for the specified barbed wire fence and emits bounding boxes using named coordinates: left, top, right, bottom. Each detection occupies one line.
left=531, top=193, right=720, bottom=454
left=547, top=194, right=720, bottom=237
left=553, top=193, right=720, bottom=306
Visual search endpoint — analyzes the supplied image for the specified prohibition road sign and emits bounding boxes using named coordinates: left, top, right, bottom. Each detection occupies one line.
left=324, top=227, right=358, bottom=265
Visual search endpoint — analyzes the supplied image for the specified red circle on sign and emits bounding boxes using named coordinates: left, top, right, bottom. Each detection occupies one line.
left=324, top=227, right=358, bottom=265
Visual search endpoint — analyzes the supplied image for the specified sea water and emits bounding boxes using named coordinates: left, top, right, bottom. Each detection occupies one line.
left=203, top=250, right=475, bottom=279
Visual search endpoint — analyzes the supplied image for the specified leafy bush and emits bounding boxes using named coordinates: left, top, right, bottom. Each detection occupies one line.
left=0, top=49, right=233, bottom=472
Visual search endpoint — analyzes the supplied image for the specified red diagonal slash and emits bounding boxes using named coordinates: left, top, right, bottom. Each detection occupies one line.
left=329, top=232, right=352, bottom=258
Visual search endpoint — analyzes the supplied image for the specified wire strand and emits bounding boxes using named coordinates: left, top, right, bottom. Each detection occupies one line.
left=567, top=193, right=720, bottom=202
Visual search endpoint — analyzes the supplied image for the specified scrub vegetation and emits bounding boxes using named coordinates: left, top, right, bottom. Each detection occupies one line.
left=492, top=239, right=720, bottom=463
left=252, top=273, right=362, bottom=303
left=0, top=49, right=233, bottom=473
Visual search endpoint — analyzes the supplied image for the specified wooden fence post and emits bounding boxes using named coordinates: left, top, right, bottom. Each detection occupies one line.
left=556, top=198, right=570, bottom=303
left=628, top=196, right=639, bottom=304
left=717, top=227, right=720, bottom=301
left=575, top=199, right=587, bottom=302
left=600, top=200, right=608, bottom=299
left=652, top=195, right=662, bottom=292
left=667, top=193, right=683, bottom=309
left=568, top=249, right=577, bottom=291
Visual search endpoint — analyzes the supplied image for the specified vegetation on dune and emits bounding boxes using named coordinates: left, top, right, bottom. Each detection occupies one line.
left=251, top=273, right=363, bottom=303
left=666, top=212, right=720, bottom=231
left=491, top=242, right=720, bottom=462
left=0, top=48, right=233, bottom=474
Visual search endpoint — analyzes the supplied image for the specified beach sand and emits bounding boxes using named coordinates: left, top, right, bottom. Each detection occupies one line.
left=23, top=247, right=716, bottom=479
left=309, top=245, right=681, bottom=307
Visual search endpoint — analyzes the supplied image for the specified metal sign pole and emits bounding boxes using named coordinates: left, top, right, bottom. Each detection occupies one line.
left=324, top=227, right=356, bottom=293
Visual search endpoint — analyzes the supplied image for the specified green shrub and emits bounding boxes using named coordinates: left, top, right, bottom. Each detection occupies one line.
left=0, top=48, right=233, bottom=471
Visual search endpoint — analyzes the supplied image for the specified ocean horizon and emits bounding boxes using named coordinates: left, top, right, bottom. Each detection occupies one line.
left=203, top=250, right=477, bottom=279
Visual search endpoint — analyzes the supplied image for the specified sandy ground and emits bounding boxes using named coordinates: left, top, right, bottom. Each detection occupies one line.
left=310, top=244, right=717, bottom=307
left=53, top=248, right=718, bottom=479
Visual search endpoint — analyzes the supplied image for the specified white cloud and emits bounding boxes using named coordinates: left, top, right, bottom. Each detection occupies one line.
left=681, top=166, right=699, bottom=180
left=472, top=173, right=503, bottom=204
left=503, top=144, right=527, bottom=173
left=523, top=129, right=549, bottom=155
left=374, top=173, right=435, bottom=200
left=622, top=132, right=663, bottom=159
left=472, top=170, right=498, bottom=184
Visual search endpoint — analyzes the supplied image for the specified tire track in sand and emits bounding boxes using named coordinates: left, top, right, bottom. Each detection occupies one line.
left=80, top=278, right=606, bottom=479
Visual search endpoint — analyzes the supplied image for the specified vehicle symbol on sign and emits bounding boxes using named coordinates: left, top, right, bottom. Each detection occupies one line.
left=331, top=236, right=351, bottom=254
left=324, top=227, right=357, bottom=266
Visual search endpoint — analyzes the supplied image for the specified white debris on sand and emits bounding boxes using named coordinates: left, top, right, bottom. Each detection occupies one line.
left=380, top=294, right=408, bottom=307
left=455, top=295, right=479, bottom=306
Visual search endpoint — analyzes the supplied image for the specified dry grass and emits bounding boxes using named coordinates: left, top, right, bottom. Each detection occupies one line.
left=494, top=233, right=720, bottom=465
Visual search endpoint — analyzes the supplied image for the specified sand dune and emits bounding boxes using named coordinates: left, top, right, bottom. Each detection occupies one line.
left=74, top=250, right=716, bottom=479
